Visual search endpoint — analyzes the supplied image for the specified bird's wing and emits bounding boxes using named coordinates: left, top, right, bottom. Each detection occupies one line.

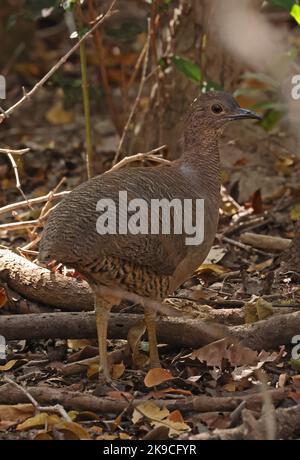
left=47, top=166, right=190, bottom=276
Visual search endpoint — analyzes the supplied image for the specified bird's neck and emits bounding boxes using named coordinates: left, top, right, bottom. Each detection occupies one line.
left=179, top=129, right=221, bottom=197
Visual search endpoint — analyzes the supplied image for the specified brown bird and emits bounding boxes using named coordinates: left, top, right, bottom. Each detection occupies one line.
left=38, top=91, right=260, bottom=382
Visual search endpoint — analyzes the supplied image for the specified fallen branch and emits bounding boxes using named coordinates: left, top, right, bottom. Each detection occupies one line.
left=0, top=249, right=93, bottom=311
left=0, top=311, right=228, bottom=347
left=1, top=249, right=299, bottom=320
left=240, top=232, right=292, bottom=252
left=2, top=283, right=53, bottom=314
left=0, top=383, right=288, bottom=416
left=3, top=377, right=71, bottom=422
left=1, top=309, right=300, bottom=351
left=234, top=310, right=300, bottom=350
left=182, top=402, right=300, bottom=440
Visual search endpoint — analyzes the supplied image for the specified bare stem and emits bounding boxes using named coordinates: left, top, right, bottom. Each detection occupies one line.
left=87, top=0, right=122, bottom=135
left=113, top=19, right=152, bottom=165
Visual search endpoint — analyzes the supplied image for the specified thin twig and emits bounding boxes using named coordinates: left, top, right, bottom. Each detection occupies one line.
left=109, top=145, right=169, bottom=172
left=113, top=18, right=152, bottom=165
left=87, top=0, right=122, bottom=135
left=30, top=177, right=67, bottom=239
left=150, top=0, right=164, bottom=145
left=76, top=3, right=93, bottom=179
left=0, top=204, right=58, bottom=232
left=6, top=153, right=28, bottom=203
left=127, top=42, right=148, bottom=89
left=0, top=0, right=117, bottom=124
left=0, top=191, right=69, bottom=218
left=0, top=148, right=29, bottom=155
left=3, top=376, right=72, bottom=422
left=221, top=235, right=274, bottom=257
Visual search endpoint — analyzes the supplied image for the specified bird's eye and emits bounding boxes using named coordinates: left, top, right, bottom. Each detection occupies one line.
left=211, top=104, right=223, bottom=114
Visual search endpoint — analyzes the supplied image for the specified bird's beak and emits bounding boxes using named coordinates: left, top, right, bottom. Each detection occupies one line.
left=229, top=107, right=262, bottom=121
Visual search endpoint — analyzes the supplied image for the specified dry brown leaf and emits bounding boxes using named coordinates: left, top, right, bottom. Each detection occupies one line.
left=278, top=373, right=288, bottom=388
left=132, top=402, right=169, bottom=425
left=291, top=375, right=300, bottom=388
left=53, top=421, right=91, bottom=440
left=67, top=339, right=93, bottom=351
left=232, top=350, right=279, bottom=381
left=154, top=387, right=192, bottom=397
left=244, top=297, right=273, bottom=324
left=89, top=425, right=103, bottom=435
left=0, top=359, right=27, bottom=371
left=144, top=368, right=174, bottom=388
left=290, top=203, right=300, bottom=222
left=203, top=246, right=227, bottom=265
left=106, top=390, right=134, bottom=400
left=0, top=404, right=34, bottom=431
left=127, top=319, right=148, bottom=368
left=274, top=155, right=296, bottom=175
left=96, top=433, right=118, bottom=440
left=34, top=432, right=53, bottom=440
left=17, top=413, right=61, bottom=431
left=0, top=287, right=7, bottom=309
left=195, top=264, right=228, bottom=276
left=87, top=363, right=99, bottom=379
left=190, top=337, right=258, bottom=368
left=168, top=410, right=185, bottom=423
left=223, top=381, right=237, bottom=392
left=132, top=402, right=190, bottom=437
left=14, top=62, right=41, bottom=77
left=153, top=414, right=190, bottom=438
left=199, top=412, right=231, bottom=430
left=251, top=189, right=263, bottom=214
left=45, top=101, right=74, bottom=125
left=248, top=258, right=274, bottom=273
left=119, top=432, right=131, bottom=440
left=112, top=361, right=125, bottom=380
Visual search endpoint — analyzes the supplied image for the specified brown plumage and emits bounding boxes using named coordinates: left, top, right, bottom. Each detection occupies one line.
left=38, top=91, right=261, bottom=381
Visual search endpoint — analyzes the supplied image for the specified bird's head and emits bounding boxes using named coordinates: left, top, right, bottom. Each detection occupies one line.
left=185, top=91, right=262, bottom=136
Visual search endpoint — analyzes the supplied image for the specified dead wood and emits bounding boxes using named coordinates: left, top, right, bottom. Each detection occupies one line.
left=0, top=383, right=287, bottom=416
left=0, top=312, right=228, bottom=347
left=233, top=310, right=300, bottom=350
left=1, top=310, right=300, bottom=351
left=182, top=403, right=300, bottom=440
left=240, top=232, right=292, bottom=252
left=0, top=249, right=93, bottom=311
left=1, top=249, right=298, bottom=322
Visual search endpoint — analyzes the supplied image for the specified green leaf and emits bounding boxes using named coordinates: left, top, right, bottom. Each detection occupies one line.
left=172, top=56, right=202, bottom=83
left=205, top=80, right=223, bottom=91
left=260, top=109, right=284, bottom=131
left=268, top=0, right=295, bottom=11
left=291, top=4, right=300, bottom=25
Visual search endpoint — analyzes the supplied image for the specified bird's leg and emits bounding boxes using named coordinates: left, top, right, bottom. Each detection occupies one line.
left=144, top=306, right=161, bottom=369
left=94, top=294, right=117, bottom=382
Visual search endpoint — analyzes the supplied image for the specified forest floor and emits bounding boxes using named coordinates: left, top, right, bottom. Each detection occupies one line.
left=0, top=6, right=300, bottom=440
